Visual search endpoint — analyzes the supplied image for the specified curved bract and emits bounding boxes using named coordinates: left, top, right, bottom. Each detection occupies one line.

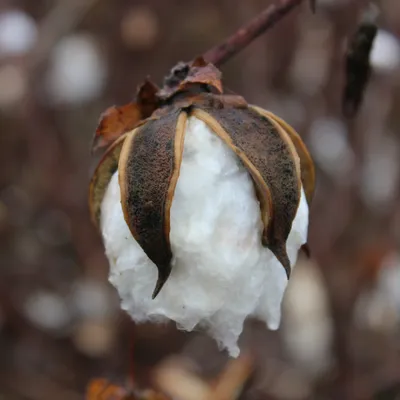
left=118, top=111, right=187, bottom=299
left=89, top=133, right=129, bottom=228
left=191, top=107, right=300, bottom=279
left=251, top=106, right=315, bottom=205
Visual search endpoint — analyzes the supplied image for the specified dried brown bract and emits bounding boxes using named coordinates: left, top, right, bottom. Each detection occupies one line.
left=91, top=80, right=159, bottom=153
left=86, top=378, right=169, bottom=400
left=343, top=20, right=377, bottom=118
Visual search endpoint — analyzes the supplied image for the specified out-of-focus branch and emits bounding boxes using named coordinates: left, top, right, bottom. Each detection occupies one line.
left=203, top=0, right=306, bottom=66
left=161, top=0, right=309, bottom=98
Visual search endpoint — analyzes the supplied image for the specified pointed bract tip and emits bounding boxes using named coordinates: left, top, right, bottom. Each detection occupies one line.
left=151, top=278, right=165, bottom=300
left=283, top=260, right=291, bottom=280
left=269, top=242, right=291, bottom=280
left=151, top=265, right=172, bottom=299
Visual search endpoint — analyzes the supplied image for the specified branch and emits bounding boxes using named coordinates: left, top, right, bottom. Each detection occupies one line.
left=203, top=0, right=307, bottom=67
left=160, top=0, right=310, bottom=94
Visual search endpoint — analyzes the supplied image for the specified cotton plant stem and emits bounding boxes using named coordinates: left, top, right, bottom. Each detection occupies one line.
left=161, top=0, right=309, bottom=93
left=203, top=0, right=307, bottom=67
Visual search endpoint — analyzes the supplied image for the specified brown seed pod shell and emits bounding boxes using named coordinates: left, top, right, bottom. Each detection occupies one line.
left=118, top=110, right=187, bottom=298
left=191, top=104, right=301, bottom=278
left=89, top=133, right=128, bottom=228
left=250, top=106, right=315, bottom=205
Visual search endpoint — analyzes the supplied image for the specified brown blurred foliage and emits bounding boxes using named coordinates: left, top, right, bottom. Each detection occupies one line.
left=1, top=0, right=400, bottom=399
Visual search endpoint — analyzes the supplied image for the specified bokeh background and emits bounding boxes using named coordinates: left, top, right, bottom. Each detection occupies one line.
left=1, top=0, right=400, bottom=399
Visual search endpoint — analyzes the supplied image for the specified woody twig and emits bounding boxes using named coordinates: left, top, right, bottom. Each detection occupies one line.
left=162, top=0, right=310, bottom=96
left=203, top=0, right=308, bottom=67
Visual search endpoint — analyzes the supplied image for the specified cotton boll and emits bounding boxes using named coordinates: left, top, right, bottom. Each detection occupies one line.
left=0, top=10, right=37, bottom=57
left=46, top=34, right=106, bottom=105
left=24, top=291, right=71, bottom=333
left=282, top=260, right=332, bottom=377
left=355, top=252, right=400, bottom=332
left=309, top=117, right=354, bottom=180
left=252, top=188, right=309, bottom=331
left=101, top=117, right=309, bottom=357
left=370, top=30, right=400, bottom=74
left=72, top=280, right=116, bottom=319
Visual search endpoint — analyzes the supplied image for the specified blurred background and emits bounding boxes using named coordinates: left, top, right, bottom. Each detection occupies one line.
left=1, top=0, right=400, bottom=399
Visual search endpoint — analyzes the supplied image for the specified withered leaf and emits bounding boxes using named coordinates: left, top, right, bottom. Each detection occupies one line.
left=119, top=110, right=187, bottom=298
left=86, top=379, right=168, bottom=400
left=89, top=133, right=128, bottom=228
left=192, top=106, right=301, bottom=278
left=92, top=104, right=142, bottom=153
left=191, top=56, right=208, bottom=68
left=86, top=378, right=133, bottom=400
left=180, top=61, right=223, bottom=94
left=92, top=81, right=159, bottom=153
left=137, top=79, right=160, bottom=111
left=251, top=106, right=315, bottom=205
left=158, top=58, right=223, bottom=101
left=343, top=21, right=377, bottom=118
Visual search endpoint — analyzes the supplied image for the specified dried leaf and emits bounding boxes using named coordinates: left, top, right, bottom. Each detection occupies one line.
left=343, top=21, right=377, bottom=118
left=92, top=104, right=142, bottom=153
left=137, top=79, right=160, bottom=114
left=92, top=80, right=159, bottom=153
left=179, top=58, right=223, bottom=94
left=192, top=105, right=301, bottom=278
left=86, top=379, right=168, bottom=400
left=118, top=111, right=187, bottom=298
left=86, top=379, right=132, bottom=400
left=158, top=58, right=223, bottom=101
left=191, top=56, right=208, bottom=68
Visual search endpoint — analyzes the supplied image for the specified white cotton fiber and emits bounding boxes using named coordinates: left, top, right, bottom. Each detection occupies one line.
left=101, top=116, right=309, bottom=357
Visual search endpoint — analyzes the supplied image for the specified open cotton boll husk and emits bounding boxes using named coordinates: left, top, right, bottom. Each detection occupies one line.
left=101, top=116, right=309, bottom=357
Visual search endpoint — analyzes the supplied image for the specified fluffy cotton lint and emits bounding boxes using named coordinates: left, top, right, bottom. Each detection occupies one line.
left=101, top=116, right=309, bottom=357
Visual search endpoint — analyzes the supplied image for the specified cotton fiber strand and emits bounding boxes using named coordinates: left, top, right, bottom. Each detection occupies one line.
left=101, top=116, right=309, bottom=357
